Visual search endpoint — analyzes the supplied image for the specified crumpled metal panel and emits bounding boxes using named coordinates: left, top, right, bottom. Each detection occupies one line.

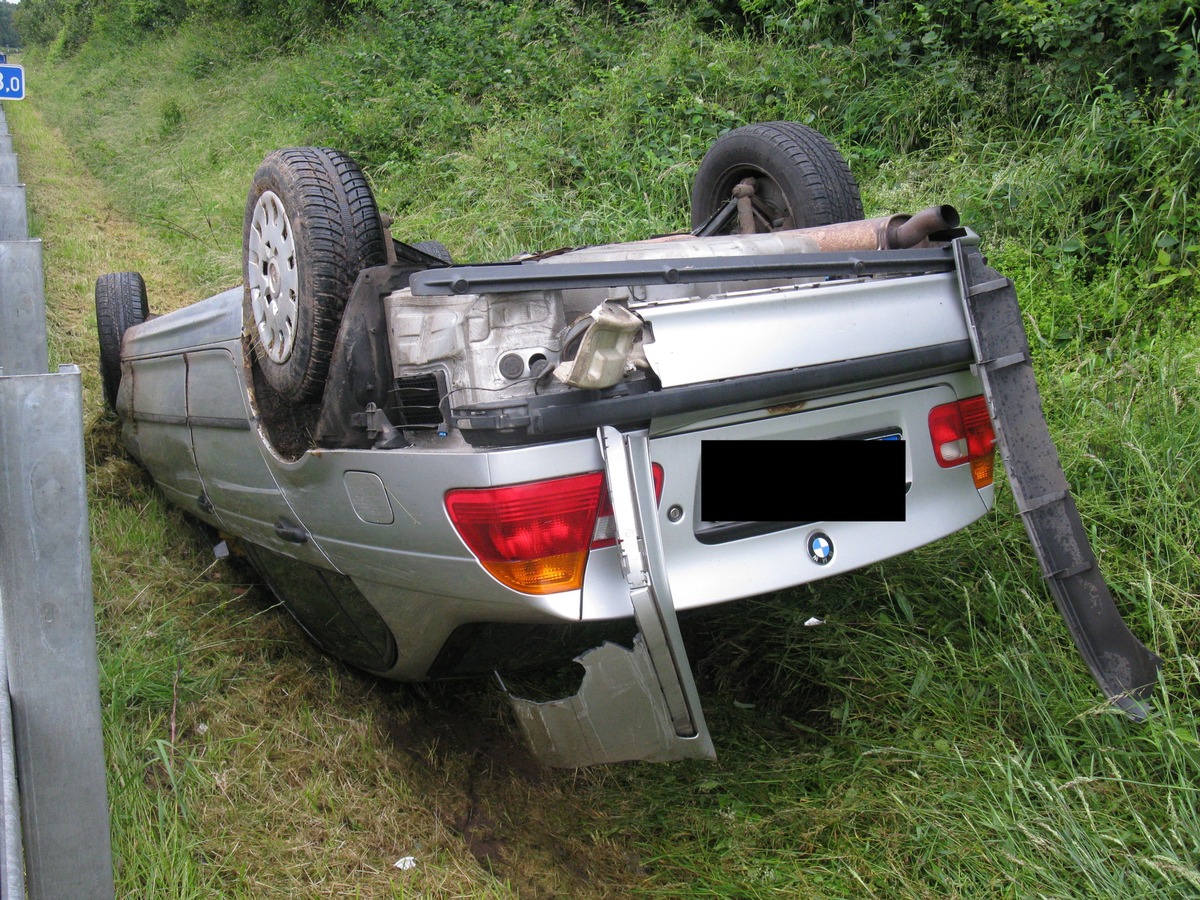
left=507, top=637, right=717, bottom=768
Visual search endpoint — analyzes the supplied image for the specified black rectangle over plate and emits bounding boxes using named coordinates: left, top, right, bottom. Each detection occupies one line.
left=700, top=439, right=906, bottom=522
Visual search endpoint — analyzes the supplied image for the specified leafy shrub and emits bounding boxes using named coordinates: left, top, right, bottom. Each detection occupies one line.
left=13, top=0, right=65, bottom=47
left=683, top=0, right=1198, bottom=96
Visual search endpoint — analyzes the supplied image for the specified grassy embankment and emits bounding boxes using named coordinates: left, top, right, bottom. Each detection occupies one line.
left=9, top=2, right=1200, bottom=896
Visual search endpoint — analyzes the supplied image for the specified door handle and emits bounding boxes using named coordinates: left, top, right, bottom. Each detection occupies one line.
left=273, top=518, right=309, bottom=544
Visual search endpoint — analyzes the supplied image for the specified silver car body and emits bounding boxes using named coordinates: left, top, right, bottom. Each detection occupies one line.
left=116, top=225, right=996, bottom=763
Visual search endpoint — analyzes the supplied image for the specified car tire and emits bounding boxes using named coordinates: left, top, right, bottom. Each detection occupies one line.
left=95, top=271, right=149, bottom=412
left=690, top=122, right=863, bottom=234
left=411, top=239, right=454, bottom=265
left=243, top=147, right=387, bottom=402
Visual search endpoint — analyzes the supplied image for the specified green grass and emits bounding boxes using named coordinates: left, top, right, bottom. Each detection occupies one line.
left=8, top=3, right=1200, bottom=896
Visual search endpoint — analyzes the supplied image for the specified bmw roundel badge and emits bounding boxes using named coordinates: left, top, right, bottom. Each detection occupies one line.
left=807, top=531, right=834, bottom=565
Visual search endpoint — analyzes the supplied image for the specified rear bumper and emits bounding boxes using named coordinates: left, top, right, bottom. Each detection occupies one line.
left=579, top=374, right=993, bottom=620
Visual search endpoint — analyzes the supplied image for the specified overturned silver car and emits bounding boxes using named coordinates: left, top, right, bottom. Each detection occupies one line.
left=95, top=123, right=1160, bottom=766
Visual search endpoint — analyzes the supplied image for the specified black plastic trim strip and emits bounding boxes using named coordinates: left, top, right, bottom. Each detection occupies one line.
left=952, top=238, right=1161, bottom=720
left=410, top=248, right=954, bottom=296
left=450, top=341, right=974, bottom=439
left=132, top=411, right=251, bottom=430
left=694, top=520, right=812, bottom=545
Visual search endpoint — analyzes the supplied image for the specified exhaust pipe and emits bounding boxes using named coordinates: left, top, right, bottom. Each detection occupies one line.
left=793, top=205, right=962, bottom=251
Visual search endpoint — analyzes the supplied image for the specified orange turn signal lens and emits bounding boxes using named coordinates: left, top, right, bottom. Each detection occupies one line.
left=929, top=395, right=997, bottom=489
left=445, top=466, right=666, bottom=595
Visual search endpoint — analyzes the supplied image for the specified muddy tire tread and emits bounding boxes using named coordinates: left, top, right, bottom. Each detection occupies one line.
left=95, top=271, right=149, bottom=412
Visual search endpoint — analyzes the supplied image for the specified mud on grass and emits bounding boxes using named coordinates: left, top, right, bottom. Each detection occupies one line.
left=92, top=457, right=651, bottom=897
left=165, top=613, right=648, bottom=897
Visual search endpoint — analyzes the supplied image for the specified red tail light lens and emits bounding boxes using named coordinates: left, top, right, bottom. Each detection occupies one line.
left=590, top=464, right=665, bottom=549
left=928, top=395, right=997, bottom=489
left=445, top=466, right=664, bottom=595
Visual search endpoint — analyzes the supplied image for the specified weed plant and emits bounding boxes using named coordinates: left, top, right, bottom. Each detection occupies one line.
left=9, top=0, right=1200, bottom=895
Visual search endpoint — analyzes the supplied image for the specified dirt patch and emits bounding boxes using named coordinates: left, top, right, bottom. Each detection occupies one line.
left=388, top=690, right=543, bottom=784
left=387, top=688, right=538, bottom=868
left=383, top=683, right=640, bottom=898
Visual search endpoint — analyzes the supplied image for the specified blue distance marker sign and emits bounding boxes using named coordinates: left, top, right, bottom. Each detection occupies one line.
left=0, top=64, right=26, bottom=101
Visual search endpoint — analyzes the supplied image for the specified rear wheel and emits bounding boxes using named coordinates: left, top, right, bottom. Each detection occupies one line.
left=95, top=271, right=149, bottom=412
left=411, top=239, right=454, bottom=265
left=243, top=147, right=386, bottom=402
left=690, top=122, right=863, bottom=234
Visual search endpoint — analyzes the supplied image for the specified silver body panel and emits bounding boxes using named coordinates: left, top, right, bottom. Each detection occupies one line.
left=636, top=272, right=964, bottom=387
left=118, top=248, right=993, bottom=684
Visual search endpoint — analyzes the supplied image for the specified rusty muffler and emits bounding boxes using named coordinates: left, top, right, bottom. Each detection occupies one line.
left=791, top=205, right=962, bottom=251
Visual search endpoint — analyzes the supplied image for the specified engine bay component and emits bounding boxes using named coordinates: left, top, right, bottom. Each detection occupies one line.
left=553, top=301, right=645, bottom=390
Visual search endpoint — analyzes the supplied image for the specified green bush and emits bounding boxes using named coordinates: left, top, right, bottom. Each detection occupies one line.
left=683, top=0, right=1198, bottom=95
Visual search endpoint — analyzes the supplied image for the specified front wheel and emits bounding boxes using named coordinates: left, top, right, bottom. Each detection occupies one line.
left=690, top=122, right=863, bottom=234
left=95, top=271, right=149, bottom=412
left=243, top=147, right=386, bottom=402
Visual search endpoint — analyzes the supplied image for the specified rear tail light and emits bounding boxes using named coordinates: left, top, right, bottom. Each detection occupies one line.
left=445, top=466, right=664, bottom=594
left=589, top=464, right=665, bottom=549
left=929, top=395, right=997, bottom=489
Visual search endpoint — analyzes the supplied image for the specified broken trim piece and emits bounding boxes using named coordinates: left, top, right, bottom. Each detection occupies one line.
left=599, top=426, right=709, bottom=740
left=952, top=237, right=1163, bottom=719
left=507, top=637, right=716, bottom=767
left=505, top=426, right=716, bottom=767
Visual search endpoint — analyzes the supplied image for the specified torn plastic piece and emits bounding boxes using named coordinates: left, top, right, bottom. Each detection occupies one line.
left=507, top=636, right=717, bottom=768
left=803, top=617, right=825, bottom=627
left=951, top=237, right=1162, bottom=719
left=553, top=301, right=643, bottom=390
left=393, top=856, right=417, bottom=870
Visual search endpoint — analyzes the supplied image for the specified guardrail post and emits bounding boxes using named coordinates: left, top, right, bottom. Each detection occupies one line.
left=0, top=185, right=27, bottom=241
left=0, top=100, right=116, bottom=899
left=0, top=618, right=24, bottom=900
left=0, top=370, right=115, bottom=900
left=0, top=241, right=49, bottom=373
left=0, top=94, right=20, bottom=900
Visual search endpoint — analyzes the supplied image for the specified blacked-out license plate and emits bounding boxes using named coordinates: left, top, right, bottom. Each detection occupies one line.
left=700, top=438, right=906, bottom=523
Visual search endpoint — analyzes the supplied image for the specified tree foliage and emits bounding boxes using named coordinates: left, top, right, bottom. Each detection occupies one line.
left=13, top=0, right=1199, bottom=102
left=13, top=0, right=352, bottom=55
left=1, top=3, right=23, bottom=48
left=680, top=0, right=1199, bottom=94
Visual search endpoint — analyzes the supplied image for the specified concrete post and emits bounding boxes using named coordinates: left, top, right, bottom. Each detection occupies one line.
left=0, top=185, right=28, bottom=240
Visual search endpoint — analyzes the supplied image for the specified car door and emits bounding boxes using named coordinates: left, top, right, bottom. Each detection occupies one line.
left=127, top=353, right=207, bottom=516
left=185, top=347, right=333, bottom=566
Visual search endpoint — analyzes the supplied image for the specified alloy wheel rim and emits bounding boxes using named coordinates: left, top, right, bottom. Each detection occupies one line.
left=247, top=190, right=299, bottom=363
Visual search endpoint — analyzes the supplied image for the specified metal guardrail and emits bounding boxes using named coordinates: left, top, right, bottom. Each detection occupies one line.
left=0, top=99, right=116, bottom=899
